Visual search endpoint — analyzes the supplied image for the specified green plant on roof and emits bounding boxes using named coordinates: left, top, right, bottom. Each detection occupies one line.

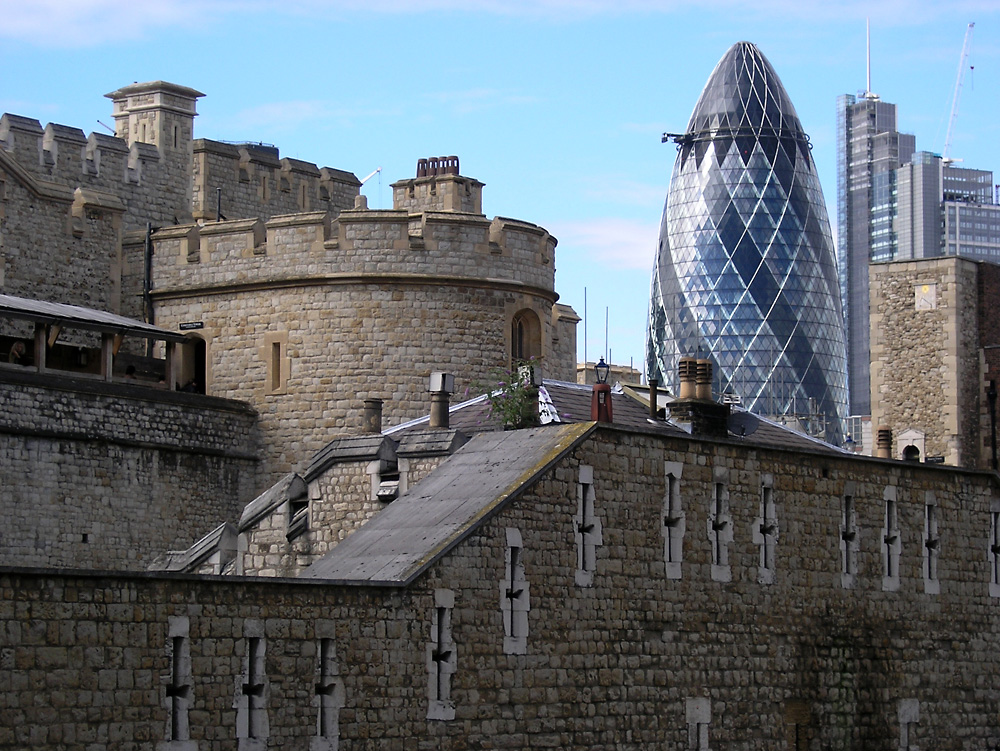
left=477, top=360, right=539, bottom=430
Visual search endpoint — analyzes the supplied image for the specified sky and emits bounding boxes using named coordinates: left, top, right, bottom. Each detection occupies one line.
left=2, top=0, right=999, bottom=378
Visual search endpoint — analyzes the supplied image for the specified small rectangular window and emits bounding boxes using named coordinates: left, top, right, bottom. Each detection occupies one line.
left=574, top=465, right=602, bottom=587
left=237, top=622, right=268, bottom=748
left=840, top=482, right=859, bottom=588
left=165, top=617, right=192, bottom=743
left=315, top=637, right=344, bottom=745
left=883, top=486, right=901, bottom=591
left=502, top=528, right=528, bottom=654
left=755, top=475, right=778, bottom=584
left=271, top=342, right=281, bottom=392
left=427, top=589, right=456, bottom=721
left=990, top=504, right=1000, bottom=598
left=708, top=468, right=731, bottom=582
left=923, top=492, right=940, bottom=594
left=663, top=461, right=685, bottom=580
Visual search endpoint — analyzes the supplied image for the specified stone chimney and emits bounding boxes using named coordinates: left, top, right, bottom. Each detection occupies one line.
left=391, top=156, right=484, bottom=214
left=668, top=358, right=730, bottom=438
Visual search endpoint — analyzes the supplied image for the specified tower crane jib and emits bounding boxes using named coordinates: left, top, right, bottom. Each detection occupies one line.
left=943, top=22, right=975, bottom=163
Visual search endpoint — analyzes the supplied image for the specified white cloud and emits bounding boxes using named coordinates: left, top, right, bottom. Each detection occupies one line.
left=549, top=216, right=658, bottom=271
left=222, top=100, right=401, bottom=134
left=4, top=0, right=994, bottom=47
left=429, top=88, right=539, bottom=115
left=579, top=177, right=667, bottom=209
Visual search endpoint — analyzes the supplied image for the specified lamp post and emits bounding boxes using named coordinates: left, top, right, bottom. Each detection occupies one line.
left=594, top=357, right=610, bottom=385
left=591, top=358, right=613, bottom=423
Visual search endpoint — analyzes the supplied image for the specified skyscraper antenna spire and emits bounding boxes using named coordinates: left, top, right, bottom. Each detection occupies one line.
left=866, top=18, right=871, bottom=95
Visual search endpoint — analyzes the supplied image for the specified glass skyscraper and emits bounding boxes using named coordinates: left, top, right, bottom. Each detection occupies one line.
left=836, top=92, right=914, bottom=418
left=647, top=41, right=848, bottom=442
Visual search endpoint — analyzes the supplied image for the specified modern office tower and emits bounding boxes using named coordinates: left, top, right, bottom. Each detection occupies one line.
left=836, top=93, right=915, bottom=417
left=897, top=152, right=1000, bottom=261
left=897, top=152, right=1000, bottom=262
left=648, top=41, right=848, bottom=443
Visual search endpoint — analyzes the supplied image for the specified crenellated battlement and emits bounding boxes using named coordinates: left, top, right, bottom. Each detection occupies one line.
left=190, top=138, right=359, bottom=224
left=150, top=195, right=556, bottom=297
left=0, top=114, right=164, bottom=191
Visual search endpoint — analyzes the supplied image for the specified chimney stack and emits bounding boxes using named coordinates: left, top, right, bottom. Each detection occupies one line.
left=678, top=357, right=697, bottom=399
left=876, top=426, right=893, bottom=459
left=695, top=359, right=713, bottom=400
left=428, top=372, right=455, bottom=429
left=669, top=357, right=730, bottom=438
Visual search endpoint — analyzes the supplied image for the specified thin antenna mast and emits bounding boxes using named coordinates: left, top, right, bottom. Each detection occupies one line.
left=866, top=18, right=871, bottom=95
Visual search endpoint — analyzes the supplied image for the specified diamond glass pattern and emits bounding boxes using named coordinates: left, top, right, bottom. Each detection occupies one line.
left=646, top=42, right=848, bottom=442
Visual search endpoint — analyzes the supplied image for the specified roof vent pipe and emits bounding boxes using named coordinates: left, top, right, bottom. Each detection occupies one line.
left=678, top=357, right=697, bottom=399
left=876, top=426, right=893, bottom=459
left=428, top=372, right=455, bottom=429
left=362, top=398, right=383, bottom=434
left=648, top=378, right=659, bottom=419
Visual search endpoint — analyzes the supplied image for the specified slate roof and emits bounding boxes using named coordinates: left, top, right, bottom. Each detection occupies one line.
left=387, top=378, right=847, bottom=457
left=299, top=422, right=595, bottom=585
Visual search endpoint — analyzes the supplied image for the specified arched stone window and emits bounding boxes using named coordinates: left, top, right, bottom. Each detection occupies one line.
left=510, top=309, right=541, bottom=366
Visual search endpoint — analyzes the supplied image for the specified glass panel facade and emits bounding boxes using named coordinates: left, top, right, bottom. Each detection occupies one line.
left=647, top=42, right=847, bottom=443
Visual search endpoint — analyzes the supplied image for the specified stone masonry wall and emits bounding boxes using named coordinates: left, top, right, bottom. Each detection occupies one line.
left=978, top=263, right=1000, bottom=468
left=0, top=151, right=124, bottom=314
left=1, top=426, right=998, bottom=748
left=0, top=369, right=260, bottom=570
left=870, top=257, right=981, bottom=467
left=191, top=140, right=359, bottom=223
left=240, top=454, right=448, bottom=577
left=150, top=210, right=562, bottom=484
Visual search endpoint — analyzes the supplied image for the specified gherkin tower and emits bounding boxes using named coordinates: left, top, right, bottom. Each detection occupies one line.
left=647, top=41, right=847, bottom=442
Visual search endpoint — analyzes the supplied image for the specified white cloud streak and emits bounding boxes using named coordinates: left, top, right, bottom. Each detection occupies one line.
left=3, top=0, right=995, bottom=47
left=550, top=217, right=658, bottom=271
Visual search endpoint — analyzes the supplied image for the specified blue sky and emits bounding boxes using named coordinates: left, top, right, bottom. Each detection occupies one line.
left=3, top=0, right=999, bottom=377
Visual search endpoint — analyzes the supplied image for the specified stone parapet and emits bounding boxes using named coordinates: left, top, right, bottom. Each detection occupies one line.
left=0, top=368, right=260, bottom=569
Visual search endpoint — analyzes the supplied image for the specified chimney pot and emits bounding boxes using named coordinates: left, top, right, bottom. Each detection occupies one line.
left=678, top=357, right=697, bottom=399
left=648, top=378, right=659, bottom=419
left=876, top=426, right=893, bottom=459
left=695, top=359, right=713, bottom=401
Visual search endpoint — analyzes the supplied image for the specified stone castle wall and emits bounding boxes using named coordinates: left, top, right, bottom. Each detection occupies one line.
left=0, top=368, right=260, bottom=570
left=977, top=263, right=1000, bottom=467
left=192, top=140, right=359, bottom=223
left=149, top=203, right=566, bottom=480
left=1, top=426, right=998, bottom=748
left=0, top=84, right=361, bottom=317
left=870, top=257, right=983, bottom=467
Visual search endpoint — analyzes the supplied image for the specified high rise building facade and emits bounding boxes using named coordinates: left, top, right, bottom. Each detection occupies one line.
left=647, top=42, right=848, bottom=443
left=835, top=93, right=914, bottom=418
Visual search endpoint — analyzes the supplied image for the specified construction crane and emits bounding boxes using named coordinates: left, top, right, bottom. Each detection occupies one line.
left=943, top=22, right=975, bottom=164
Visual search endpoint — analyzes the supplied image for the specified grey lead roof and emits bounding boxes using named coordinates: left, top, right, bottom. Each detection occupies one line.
left=299, top=422, right=595, bottom=585
left=0, top=293, right=188, bottom=342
